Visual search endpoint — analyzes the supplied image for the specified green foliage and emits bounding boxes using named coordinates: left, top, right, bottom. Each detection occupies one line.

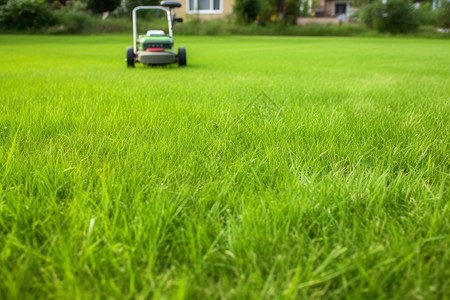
left=361, top=0, right=419, bottom=34
left=351, top=0, right=372, bottom=8
left=382, top=0, right=419, bottom=33
left=178, top=19, right=369, bottom=36
left=66, top=0, right=88, bottom=11
left=0, top=0, right=57, bottom=31
left=436, top=1, right=450, bottom=28
left=283, top=0, right=300, bottom=24
left=234, top=0, right=261, bottom=23
left=54, top=9, right=93, bottom=33
left=87, top=0, right=120, bottom=13
left=416, top=3, right=437, bottom=26
left=114, top=0, right=159, bottom=15
left=256, top=0, right=275, bottom=24
left=361, top=1, right=384, bottom=30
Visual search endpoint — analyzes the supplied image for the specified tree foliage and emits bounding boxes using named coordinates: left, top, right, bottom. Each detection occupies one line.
left=0, top=0, right=57, bottom=30
left=234, top=0, right=261, bottom=23
left=436, top=1, right=450, bottom=28
left=86, top=0, right=121, bottom=13
left=115, top=0, right=159, bottom=15
left=361, top=0, right=419, bottom=33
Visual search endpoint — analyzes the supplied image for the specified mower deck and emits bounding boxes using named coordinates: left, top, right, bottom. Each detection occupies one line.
left=137, top=50, right=177, bottom=65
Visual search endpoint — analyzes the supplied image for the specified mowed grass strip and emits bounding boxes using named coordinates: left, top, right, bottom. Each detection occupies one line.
left=0, top=34, right=449, bottom=299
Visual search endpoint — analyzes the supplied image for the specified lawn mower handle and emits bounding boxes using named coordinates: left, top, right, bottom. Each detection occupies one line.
left=132, top=6, right=173, bottom=53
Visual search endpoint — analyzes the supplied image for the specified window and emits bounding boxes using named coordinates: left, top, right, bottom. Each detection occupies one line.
left=334, top=3, right=348, bottom=16
left=188, top=0, right=222, bottom=13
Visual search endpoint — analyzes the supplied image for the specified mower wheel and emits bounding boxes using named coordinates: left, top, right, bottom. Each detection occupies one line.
left=178, top=47, right=186, bottom=66
left=126, top=46, right=135, bottom=68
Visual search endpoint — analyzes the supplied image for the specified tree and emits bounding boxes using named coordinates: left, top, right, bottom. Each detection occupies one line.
left=87, top=0, right=121, bottom=13
left=0, top=0, right=57, bottom=30
left=361, top=0, right=419, bottom=33
left=116, top=0, right=159, bottom=14
left=436, top=1, right=450, bottom=28
left=234, top=0, right=261, bottom=23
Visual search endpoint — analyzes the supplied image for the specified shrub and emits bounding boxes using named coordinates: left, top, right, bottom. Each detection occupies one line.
left=256, top=0, right=273, bottom=25
left=416, top=3, right=437, bottom=27
left=382, top=0, right=419, bottom=33
left=176, top=20, right=369, bottom=36
left=361, top=0, right=384, bottom=30
left=361, top=0, right=419, bottom=34
left=66, top=0, right=87, bottom=12
left=55, top=9, right=93, bottom=33
left=436, top=1, right=450, bottom=29
left=234, top=0, right=261, bottom=24
left=0, top=0, right=57, bottom=31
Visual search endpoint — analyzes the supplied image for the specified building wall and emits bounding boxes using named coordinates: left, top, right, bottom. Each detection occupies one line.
left=297, top=17, right=340, bottom=25
left=176, top=0, right=234, bottom=20
left=324, top=0, right=351, bottom=17
left=324, top=1, right=333, bottom=16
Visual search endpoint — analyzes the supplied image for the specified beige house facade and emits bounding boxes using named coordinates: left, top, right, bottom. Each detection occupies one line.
left=312, top=0, right=354, bottom=18
left=173, top=0, right=354, bottom=22
left=299, top=0, right=355, bottom=25
left=176, top=0, right=234, bottom=20
left=323, top=0, right=353, bottom=18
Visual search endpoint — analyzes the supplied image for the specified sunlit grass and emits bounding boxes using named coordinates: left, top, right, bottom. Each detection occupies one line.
left=0, top=34, right=449, bottom=299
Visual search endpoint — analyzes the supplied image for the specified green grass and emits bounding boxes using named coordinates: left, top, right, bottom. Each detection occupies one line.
left=0, top=34, right=449, bottom=299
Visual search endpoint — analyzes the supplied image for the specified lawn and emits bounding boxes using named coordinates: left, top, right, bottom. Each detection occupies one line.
left=0, top=34, right=449, bottom=299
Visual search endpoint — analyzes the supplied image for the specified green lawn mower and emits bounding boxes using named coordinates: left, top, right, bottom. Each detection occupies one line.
left=126, top=1, right=186, bottom=67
